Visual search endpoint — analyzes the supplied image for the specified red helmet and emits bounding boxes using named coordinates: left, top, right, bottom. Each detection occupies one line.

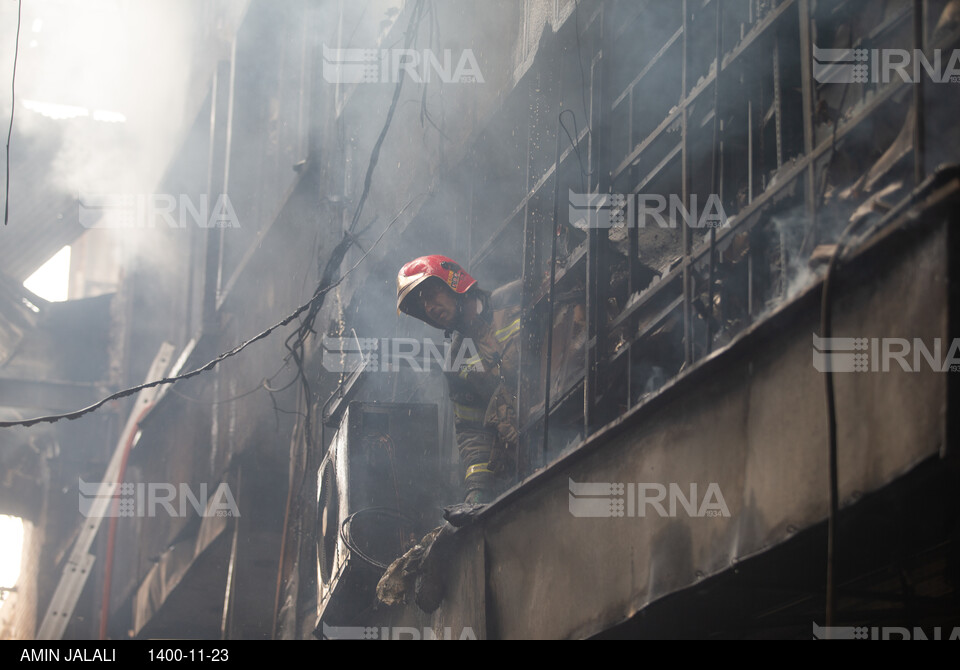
left=397, top=255, right=477, bottom=327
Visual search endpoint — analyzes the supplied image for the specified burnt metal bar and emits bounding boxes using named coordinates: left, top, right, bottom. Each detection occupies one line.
left=627, top=228, right=639, bottom=405
left=609, top=69, right=917, bottom=336
left=592, top=5, right=612, bottom=430
left=611, top=0, right=798, bottom=182
left=613, top=0, right=799, bottom=177
left=584, top=11, right=602, bottom=436
left=535, top=53, right=561, bottom=465
left=203, top=59, right=233, bottom=335
left=773, top=41, right=783, bottom=170
left=707, top=0, right=723, bottom=355
left=627, top=216, right=639, bottom=406
left=542, top=109, right=564, bottom=467
left=585, top=222, right=600, bottom=425
left=517, top=68, right=541, bottom=475
left=748, top=99, right=754, bottom=205
left=798, top=0, right=818, bottom=252
left=516, top=217, right=536, bottom=470
left=203, top=52, right=235, bottom=475
left=914, top=0, right=926, bottom=185
left=681, top=0, right=693, bottom=366
left=948, top=183, right=960, bottom=462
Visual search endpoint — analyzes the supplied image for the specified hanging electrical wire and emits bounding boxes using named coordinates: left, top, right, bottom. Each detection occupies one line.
left=4, top=0, right=23, bottom=226
left=340, top=507, right=415, bottom=570
left=281, top=0, right=428, bottom=452
left=0, top=194, right=420, bottom=429
left=566, top=0, right=595, bottom=182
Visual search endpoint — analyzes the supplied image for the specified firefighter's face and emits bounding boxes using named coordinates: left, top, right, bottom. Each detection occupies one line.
left=420, top=280, right=457, bottom=328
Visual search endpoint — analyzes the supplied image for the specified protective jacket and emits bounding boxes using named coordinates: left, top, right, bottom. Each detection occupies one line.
left=445, top=280, right=522, bottom=503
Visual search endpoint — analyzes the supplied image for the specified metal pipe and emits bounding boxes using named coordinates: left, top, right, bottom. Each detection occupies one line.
left=681, top=0, right=693, bottom=366
left=798, top=0, right=818, bottom=255
left=542, top=109, right=564, bottom=466
left=914, top=0, right=926, bottom=185
left=707, top=0, right=723, bottom=354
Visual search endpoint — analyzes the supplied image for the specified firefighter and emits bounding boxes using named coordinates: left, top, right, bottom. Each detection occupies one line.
left=397, top=255, right=521, bottom=504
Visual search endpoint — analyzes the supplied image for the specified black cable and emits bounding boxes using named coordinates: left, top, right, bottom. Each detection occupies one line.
left=340, top=507, right=415, bottom=570
left=0, top=284, right=338, bottom=428
left=262, top=364, right=302, bottom=394
left=570, top=0, right=594, bottom=179
left=821, top=243, right=841, bottom=628
left=269, top=405, right=307, bottom=420
left=347, top=0, right=425, bottom=237
left=169, top=356, right=305, bottom=450
left=816, top=163, right=951, bottom=627
left=814, top=27, right=873, bottom=624
left=281, top=0, right=428, bottom=454
left=819, top=183, right=903, bottom=625
left=558, top=110, right=588, bottom=195
left=168, top=359, right=301, bottom=406
left=292, top=0, right=427, bottom=348
left=553, top=1, right=594, bottom=189
left=4, top=0, right=22, bottom=226
left=0, top=195, right=418, bottom=429
left=169, top=384, right=264, bottom=406
left=418, top=1, right=451, bottom=143
left=269, top=183, right=429, bottom=634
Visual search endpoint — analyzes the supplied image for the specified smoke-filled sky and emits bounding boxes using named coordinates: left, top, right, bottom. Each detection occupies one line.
left=0, top=0, right=251, bottom=288
left=3, top=0, right=197, bottom=196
